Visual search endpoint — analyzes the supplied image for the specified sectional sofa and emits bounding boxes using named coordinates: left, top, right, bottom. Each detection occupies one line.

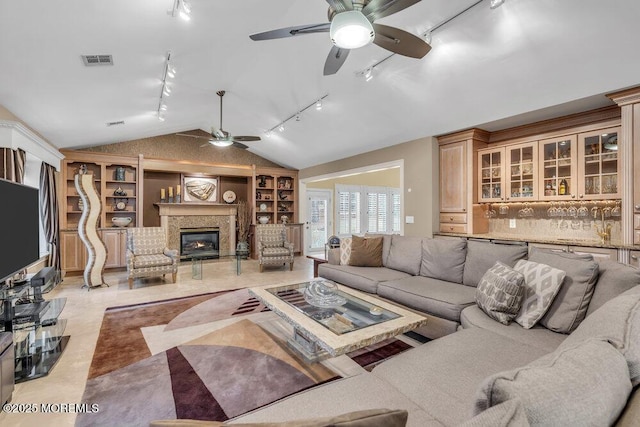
left=228, top=236, right=640, bottom=426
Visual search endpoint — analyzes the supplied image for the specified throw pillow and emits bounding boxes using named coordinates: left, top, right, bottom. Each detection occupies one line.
left=475, top=262, right=525, bottom=325
left=385, top=235, right=423, bottom=275
left=529, top=248, right=599, bottom=333
left=586, top=260, right=640, bottom=316
left=339, top=237, right=353, bottom=265
left=462, top=241, right=528, bottom=287
left=348, top=235, right=383, bottom=267
left=473, top=339, right=632, bottom=426
left=513, top=259, right=566, bottom=329
left=420, top=238, right=467, bottom=283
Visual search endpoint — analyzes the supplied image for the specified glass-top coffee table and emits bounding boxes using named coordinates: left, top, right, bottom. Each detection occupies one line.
left=249, top=280, right=428, bottom=362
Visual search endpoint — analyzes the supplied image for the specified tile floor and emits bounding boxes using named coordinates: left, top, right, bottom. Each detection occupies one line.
left=1, top=256, right=317, bottom=427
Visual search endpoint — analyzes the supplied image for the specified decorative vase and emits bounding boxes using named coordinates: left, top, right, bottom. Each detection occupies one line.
left=258, top=216, right=269, bottom=224
left=115, top=167, right=126, bottom=181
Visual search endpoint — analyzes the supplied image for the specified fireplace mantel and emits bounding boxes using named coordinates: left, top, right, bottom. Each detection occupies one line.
left=157, top=203, right=237, bottom=256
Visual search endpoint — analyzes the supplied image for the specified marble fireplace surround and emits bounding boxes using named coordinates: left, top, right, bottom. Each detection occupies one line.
left=157, top=203, right=237, bottom=256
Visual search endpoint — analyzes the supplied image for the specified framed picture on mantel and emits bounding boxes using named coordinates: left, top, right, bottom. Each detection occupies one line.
left=181, top=174, right=219, bottom=203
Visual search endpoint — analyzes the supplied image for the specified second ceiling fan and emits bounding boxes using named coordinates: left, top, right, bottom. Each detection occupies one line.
left=177, top=91, right=261, bottom=149
left=250, top=0, right=431, bottom=75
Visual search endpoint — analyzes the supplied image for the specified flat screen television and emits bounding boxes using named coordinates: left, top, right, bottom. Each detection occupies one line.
left=0, top=178, right=40, bottom=283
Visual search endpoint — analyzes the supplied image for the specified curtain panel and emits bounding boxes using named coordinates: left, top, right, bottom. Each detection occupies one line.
left=1, top=147, right=26, bottom=183
left=40, top=162, right=61, bottom=282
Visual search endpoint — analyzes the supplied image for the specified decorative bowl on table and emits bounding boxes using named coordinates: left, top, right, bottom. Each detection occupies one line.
left=304, top=280, right=346, bottom=308
left=112, top=216, right=132, bottom=227
left=258, top=216, right=269, bottom=224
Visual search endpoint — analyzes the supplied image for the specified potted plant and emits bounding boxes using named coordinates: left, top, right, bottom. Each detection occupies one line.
left=236, top=200, right=252, bottom=258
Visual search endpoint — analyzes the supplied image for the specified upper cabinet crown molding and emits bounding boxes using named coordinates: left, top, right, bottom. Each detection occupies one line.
left=0, top=120, right=64, bottom=170
left=436, top=128, right=490, bottom=145
left=488, top=106, right=621, bottom=144
left=607, top=86, right=640, bottom=106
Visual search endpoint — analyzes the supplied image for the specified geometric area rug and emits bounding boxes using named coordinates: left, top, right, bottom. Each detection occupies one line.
left=75, top=289, right=413, bottom=427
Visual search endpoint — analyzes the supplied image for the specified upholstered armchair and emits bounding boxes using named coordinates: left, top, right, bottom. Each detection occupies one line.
left=126, top=227, right=179, bottom=289
left=256, top=224, right=294, bottom=272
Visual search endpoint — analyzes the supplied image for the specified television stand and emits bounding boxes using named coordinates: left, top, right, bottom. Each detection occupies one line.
left=0, top=267, right=68, bottom=382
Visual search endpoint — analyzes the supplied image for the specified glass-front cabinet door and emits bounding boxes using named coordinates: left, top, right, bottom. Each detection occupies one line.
left=505, top=142, right=538, bottom=201
left=577, top=127, right=620, bottom=200
left=538, top=135, right=578, bottom=200
left=478, top=147, right=505, bottom=203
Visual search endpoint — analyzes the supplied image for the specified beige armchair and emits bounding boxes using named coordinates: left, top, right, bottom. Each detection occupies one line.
left=126, top=227, right=179, bottom=289
left=256, top=224, right=294, bottom=272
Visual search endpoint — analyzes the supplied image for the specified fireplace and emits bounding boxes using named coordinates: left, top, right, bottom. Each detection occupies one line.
left=180, top=228, right=220, bottom=260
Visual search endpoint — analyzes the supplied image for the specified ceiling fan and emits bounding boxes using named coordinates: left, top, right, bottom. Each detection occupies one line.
left=177, top=90, right=261, bottom=149
left=249, top=0, right=431, bottom=75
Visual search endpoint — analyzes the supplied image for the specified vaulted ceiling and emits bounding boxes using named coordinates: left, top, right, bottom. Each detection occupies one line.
left=1, top=0, right=639, bottom=169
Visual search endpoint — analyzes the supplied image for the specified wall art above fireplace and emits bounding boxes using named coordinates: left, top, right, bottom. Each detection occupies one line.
left=181, top=174, right=219, bottom=203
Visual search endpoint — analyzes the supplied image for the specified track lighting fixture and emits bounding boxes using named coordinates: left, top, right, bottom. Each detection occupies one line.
left=169, top=0, right=192, bottom=21
left=364, top=67, right=373, bottom=82
left=157, top=51, right=175, bottom=121
left=490, top=0, right=505, bottom=9
left=266, top=94, right=329, bottom=136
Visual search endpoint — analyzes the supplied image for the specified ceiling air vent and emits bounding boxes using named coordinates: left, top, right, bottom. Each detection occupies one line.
left=106, top=121, right=125, bottom=127
left=81, top=55, right=114, bottom=66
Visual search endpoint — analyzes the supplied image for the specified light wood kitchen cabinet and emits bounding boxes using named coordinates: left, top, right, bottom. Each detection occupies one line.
left=478, top=142, right=538, bottom=203
left=576, top=127, right=620, bottom=200
left=440, top=141, right=468, bottom=212
left=538, top=135, right=578, bottom=200
left=478, top=147, right=505, bottom=203
left=437, top=129, right=489, bottom=234
left=61, top=231, right=86, bottom=272
left=101, top=228, right=127, bottom=268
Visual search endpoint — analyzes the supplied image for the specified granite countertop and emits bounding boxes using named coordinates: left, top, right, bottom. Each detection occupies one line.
left=434, top=232, right=640, bottom=251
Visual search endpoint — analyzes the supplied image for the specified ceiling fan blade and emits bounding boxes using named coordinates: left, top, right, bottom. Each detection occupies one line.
left=250, top=23, right=330, bottom=41
left=232, top=136, right=261, bottom=142
left=373, top=23, right=431, bottom=58
left=323, top=45, right=350, bottom=75
left=232, top=142, right=249, bottom=150
left=326, top=0, right=353, bottom=13
left=177, top=133, right=211, bottom=140
left=363, top=0, right=421, bottom=22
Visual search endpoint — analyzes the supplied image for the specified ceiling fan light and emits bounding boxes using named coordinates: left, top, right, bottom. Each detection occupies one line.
left=211, top=139, right=233, bottom=147
left=330, top=11, right=374, bottom=50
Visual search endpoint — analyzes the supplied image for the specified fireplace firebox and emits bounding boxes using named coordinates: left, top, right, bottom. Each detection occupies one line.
left=180, top=228, right=220, bottom=260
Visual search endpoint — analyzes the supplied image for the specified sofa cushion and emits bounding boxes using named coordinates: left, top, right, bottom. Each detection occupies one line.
left=133, top=254, right=173, bottom=268
left=377, top=276, right=476, bottom=322
left=228, top=373, right=439, bottom=426
left=459, top=399, right=530, bottom=427
left=473, top=339, right=632, bottom=426
left=339, top=237, right=353, bottom=265
left=318, top=264, right=410, bottom=294
left=348, top=236, right=383, bottom=267
left=153, top=408, right=409, bottom=427
left=475, top=262, right=525, bottom=325
left=587, top=260, right=640, bottom=316
left=372, top=328, right=548, bottom=426
left=513, top=260, right=565, bottom=329
left=460, top=305, right=565, bottom=352
left=420, top=238, right=466, bottom=283
left=386, top=236, right=423, bottom=275
left=529, top=248, right=599, bottom=334
left=558, top=286, right=640, bottom=386
left=463, top=241, right=528, bottom=288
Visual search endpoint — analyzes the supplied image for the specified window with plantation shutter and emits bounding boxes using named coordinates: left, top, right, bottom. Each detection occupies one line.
left=337, top=185, right=400, bottom=236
